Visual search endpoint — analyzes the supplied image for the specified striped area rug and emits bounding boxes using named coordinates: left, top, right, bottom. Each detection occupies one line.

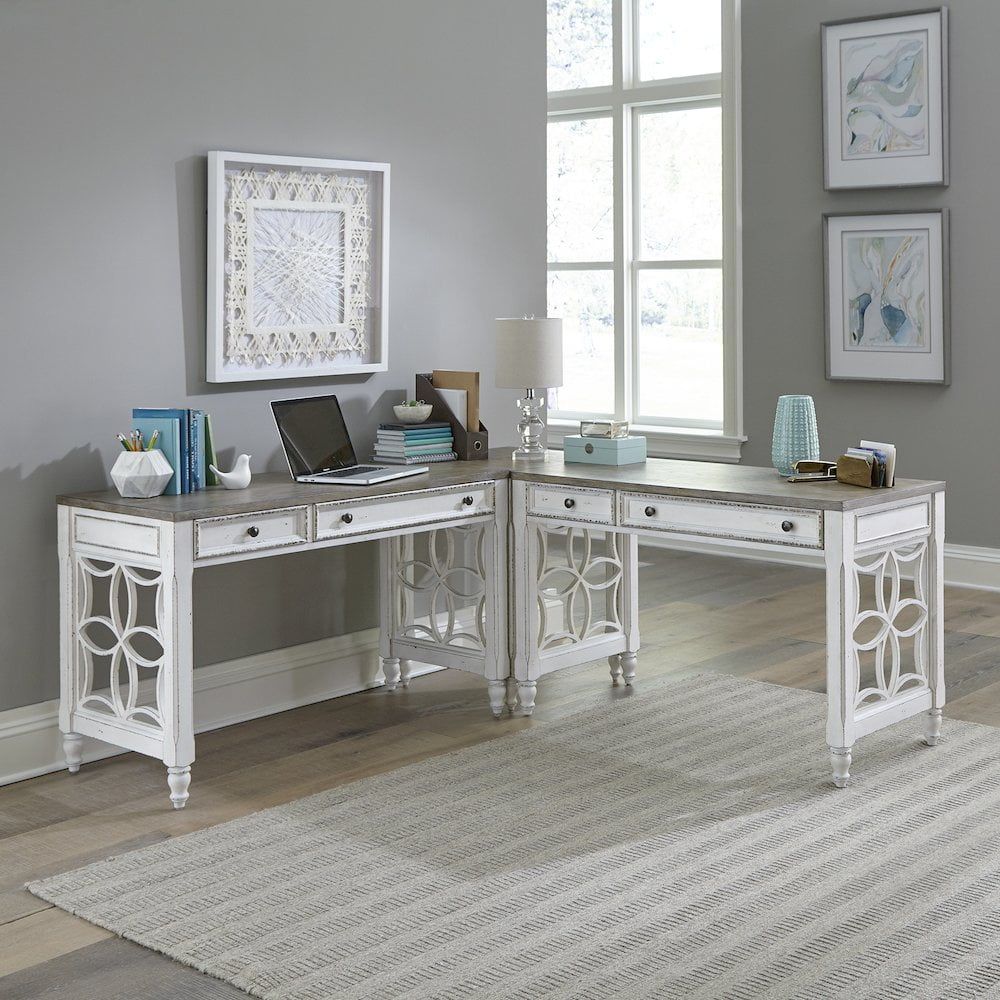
left=28, top=674, right=1000, bottom=999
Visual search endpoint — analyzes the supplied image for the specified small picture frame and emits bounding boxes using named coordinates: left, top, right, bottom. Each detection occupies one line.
left=822, top=9, right=948, bottom=190
left=207, top=151, right=389, bottom=383
left=824, top=210, right=949, bottom=384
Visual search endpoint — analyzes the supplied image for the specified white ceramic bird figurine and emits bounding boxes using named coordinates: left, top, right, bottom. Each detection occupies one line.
left=210, top=454, right=252, bottom=490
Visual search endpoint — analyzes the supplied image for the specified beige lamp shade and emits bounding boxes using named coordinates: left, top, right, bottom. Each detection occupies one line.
left=494, top=318, right=563, bottom=389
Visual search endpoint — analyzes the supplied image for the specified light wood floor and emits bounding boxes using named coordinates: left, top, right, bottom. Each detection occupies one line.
left=4, top=548, right=1000, bottom=999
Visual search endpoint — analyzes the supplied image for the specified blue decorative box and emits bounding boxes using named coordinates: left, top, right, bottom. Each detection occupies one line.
left=564, top=434, right=647, bottom=466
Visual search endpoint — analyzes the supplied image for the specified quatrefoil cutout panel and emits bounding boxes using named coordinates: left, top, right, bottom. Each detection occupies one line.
left=393, top=527, right=488, bottom=651
left=852, top=543, right=929, bottom=708
left=536, top=526, right=623, bottom=649
left=75, top=559, right=166, bottom=728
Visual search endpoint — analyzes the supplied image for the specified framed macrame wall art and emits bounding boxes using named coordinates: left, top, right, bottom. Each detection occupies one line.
left=207, top=152, right=389, bottom=382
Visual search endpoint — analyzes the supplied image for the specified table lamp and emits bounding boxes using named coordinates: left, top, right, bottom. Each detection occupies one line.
left=495, top=317, right=563, bottom=460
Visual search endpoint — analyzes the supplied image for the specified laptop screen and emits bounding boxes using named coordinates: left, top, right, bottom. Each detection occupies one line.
left=270, top=395, right=357, bottom=477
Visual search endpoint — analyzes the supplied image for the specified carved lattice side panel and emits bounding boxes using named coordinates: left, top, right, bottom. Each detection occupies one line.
left=852, top=541, right=929, bottom=710
left=392, top=525, right=488, bottom=652
left=74, top=557, right=166, bottom=730
left=536, top=526, right=623, bottom=650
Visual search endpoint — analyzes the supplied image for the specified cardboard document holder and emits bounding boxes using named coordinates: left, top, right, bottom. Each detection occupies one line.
left=415, top=373, right=489, bottom=460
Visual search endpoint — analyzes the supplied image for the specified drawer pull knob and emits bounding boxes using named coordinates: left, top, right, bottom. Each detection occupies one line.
left=781, top=520, right=794, bottom=533
left=246, top=525, right=260, bottom=538
left=644, top=506, right=656, bottom=518
left=564, top=498, right=576, bottom=509
left=462, top=496, right=475, bottom=506
left=341, top=513, right=354, bottom=524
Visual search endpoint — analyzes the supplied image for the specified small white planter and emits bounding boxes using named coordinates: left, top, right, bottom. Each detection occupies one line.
left=392, top=403, right=433, bottom=424
left=111, top=449, right=174, bottom=498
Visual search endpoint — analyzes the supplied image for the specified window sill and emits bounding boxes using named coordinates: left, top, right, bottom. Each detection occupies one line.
left=546, top=421, right=747, bottom=464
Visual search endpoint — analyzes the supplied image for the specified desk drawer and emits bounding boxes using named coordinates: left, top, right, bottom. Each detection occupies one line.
left=621, top=493, right=822, bottom=548
left=528, top=484, right=615, bottom=526
left=315, top=484, right=495, bottom=540
left=195, top=507, right=310, bottom=559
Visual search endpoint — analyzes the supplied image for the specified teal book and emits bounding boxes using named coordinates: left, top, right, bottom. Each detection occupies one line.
left=191, top=410, right=206, bottom=490
left=134, top=408, right=189, bottom=493
left=379, top=424, right=452, bottom=434
left=374, top=442, right=455, bottom=456
left=183, top=409, right=193, bottom=493
left=377, top=432, right=453, bottom=443
left=131, top=414, right=183, bottom=495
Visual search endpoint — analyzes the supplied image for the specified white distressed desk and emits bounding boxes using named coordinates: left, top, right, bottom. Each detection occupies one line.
left=57, top=457, right=515, bottom=808
left=508, top=455, right=946, bottom=790
left=57, top=451, right=945, bottom=805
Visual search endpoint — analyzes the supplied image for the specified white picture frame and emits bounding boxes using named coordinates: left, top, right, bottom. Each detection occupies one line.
left=825, top=210, right=949, bottom=384
left=822, top=9, right=948, bottom=190
left=207, top=151, right=389, bottom=383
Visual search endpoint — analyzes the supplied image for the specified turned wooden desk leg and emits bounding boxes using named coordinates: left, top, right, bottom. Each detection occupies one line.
left=162, top=522, right=195, bottom=809
left=63, top=733, right=83, bottom=773
left=608, top=534, right=640, bottom=686
left=58, top=508, right=83, bottom=774
left=511, top=480, right=540, bottom=716
left=377, top=538, right=401, bottom=692
left=608, top=655, right=623, bottom=685
left=924, top=493, right=946, bottom=747
left=620, top=534, right=640, bottom=686
left=825, top=511, right=857, bottom=789
left=487, top=680, right=507, bottom=718
left=484, top=479, right=513, bottom=718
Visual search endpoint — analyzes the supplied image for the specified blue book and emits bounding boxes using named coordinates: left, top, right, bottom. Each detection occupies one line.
left=378, top=429, right=453, bottom=441
left=183, top=409, right=192, bottom=494
left=131, top=413, right=183, bottom=496
left=134, top=408, right=189, bottom=493
left=191, top=410, right=205, bottom=491
left=375, top=443, right=456, bottom=456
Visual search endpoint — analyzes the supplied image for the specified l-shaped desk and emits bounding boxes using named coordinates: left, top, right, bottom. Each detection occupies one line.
left=57, top=449, right=945, bottom=807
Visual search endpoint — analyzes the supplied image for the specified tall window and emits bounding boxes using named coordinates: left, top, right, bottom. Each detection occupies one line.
left=547, top=0, right=742, bottom=461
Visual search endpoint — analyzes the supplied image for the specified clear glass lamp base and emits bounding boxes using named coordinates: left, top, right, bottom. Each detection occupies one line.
left=513, top=392, right=546, bottom=460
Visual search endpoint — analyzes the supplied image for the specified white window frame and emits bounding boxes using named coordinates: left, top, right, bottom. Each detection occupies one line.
left=547, top=0, right=744, bottom=462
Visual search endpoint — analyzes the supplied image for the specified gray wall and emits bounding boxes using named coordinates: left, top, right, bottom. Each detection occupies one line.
left=0, top=0, right=545, bottom=712
left=742, top=0, right=996, bottom=547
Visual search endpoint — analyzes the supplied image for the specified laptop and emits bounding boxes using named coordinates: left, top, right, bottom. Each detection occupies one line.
left=270, top=395, right=429, bottom=485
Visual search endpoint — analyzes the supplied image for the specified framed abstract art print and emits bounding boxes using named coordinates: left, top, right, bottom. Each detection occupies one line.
left=822, top=9, right=948, bottom=189
left=824, top=211, right=949, bottom=384
left=207, top=152, right=389, bottom=382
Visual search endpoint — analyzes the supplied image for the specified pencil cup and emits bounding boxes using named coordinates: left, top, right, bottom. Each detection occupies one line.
left=111, top=449, right=173, bottom=498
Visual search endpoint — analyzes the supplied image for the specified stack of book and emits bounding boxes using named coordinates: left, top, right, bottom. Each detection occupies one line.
left=374, top=421, right=456, bottom=465
left=130, top=407, right=219, bottom=495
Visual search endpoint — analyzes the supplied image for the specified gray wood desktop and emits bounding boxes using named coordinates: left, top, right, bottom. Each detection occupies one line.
left=57, top=449, right=946, bottom=805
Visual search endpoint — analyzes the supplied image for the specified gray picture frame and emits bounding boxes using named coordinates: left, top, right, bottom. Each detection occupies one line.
left=824, top=209, right=950, bottom=385
left=821, top=8, right=949, bottom=190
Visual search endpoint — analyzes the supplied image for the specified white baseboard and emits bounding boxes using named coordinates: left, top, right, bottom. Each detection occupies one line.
left=639, top=536, right=1000, bottom=592
left=0, top=630, right=442, bottom=788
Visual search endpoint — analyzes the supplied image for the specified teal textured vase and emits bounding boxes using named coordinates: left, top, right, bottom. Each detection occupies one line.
left=771, top=395, right=819, bottom=476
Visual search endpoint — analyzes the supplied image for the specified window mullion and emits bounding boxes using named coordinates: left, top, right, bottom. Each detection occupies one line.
left=626, top=104, right=640, bottom=424
left=611, top=0, right=628, bottom=423
left=611, top=103, right=627, bottom=424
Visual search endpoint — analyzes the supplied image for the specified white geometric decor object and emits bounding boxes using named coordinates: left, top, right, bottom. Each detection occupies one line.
left=110, top=450, right=174, bottom=498
left=207, top=152, right=389, bottom=382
